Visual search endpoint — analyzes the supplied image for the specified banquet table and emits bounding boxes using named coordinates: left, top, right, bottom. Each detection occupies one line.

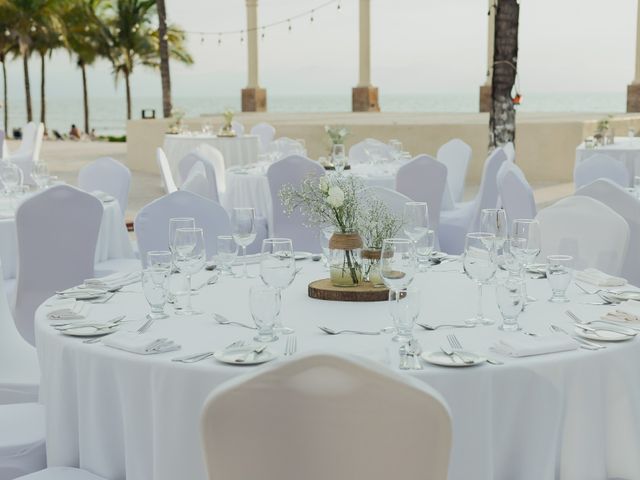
left=35, top=261, right=640, bottom=480
left=0, top=192, right=134, bottom=280
left=163, top=134, right=260, bottom=180
left=575, top=136, right=640, bottom=185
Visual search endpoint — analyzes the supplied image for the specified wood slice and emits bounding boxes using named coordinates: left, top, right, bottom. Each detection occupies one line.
left=308, top=278, right=389, bottom=302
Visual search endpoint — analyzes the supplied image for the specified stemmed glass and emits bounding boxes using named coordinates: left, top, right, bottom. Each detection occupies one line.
left=142, top=268, right=170, bottom=320
left=169, top=217, right=195, bottom=253
left=231, top=207, right=257, bottom=278
left=31, top=163, right=49, bottom=189
left=403, top=202, right=429, bottom=244
left=463, top=232, right=497, bottom=326
left=389, top=287, right=420, bottom=342
left=511, top=219, right=542, bottom=303
left=260, top=238, right=296, bottom=334
left=217, top=235, right=238, bottom=276
left=147, top=250, right=172, bottom=270
left=172, top=227, right=206, bottom=315
left=249, top=285, right=280, bottom=342
left=0, top=161, right=23, bottom=196
left=416, top=229, right=435, bottom=272
left=332, top=144, right=347, bottom=173
left=480, top=208, right=507, bottom=254
left=381, top=237, right=417, bottom=297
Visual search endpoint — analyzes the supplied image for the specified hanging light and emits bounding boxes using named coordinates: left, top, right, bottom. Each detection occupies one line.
left=310, top=9, right=314, bottom=22
left=337, top=1, right=341, bottom=10
left=240, top=30, right=244, bottom=43
left=30, top=25, right=36, bottom=32
left=218, top=34, right=222, bottom=46
left=287, top=19, right=292, bottom=32
left=84, top=25, right=90, bottom=32
left=200, top=35, right=204, bottom=43
left=261, top=27, right=265, bottom=40
left=4, top=29, right=10, bottom=37
left=163, top=34, right=169, bottom=41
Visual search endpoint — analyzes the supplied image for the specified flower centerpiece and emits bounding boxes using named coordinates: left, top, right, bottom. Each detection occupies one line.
left=218, top=108, right=236, bottom=137
left=167, top=107, right=185, bottom=134
left=594, top=115, right=613, bottom=146
left=280, top=175, right=364, bottom=287
left=324, top=125, right=349, bottom=154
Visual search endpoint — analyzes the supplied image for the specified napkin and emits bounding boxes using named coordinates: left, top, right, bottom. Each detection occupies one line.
left=575, top=268, right=626, bottom=287
left=84, top=271, right=141, bottom=290
left=102, top=332, right=180, bottom=355
left=47, top=301, right=90, bottom=321
left=602, top=300, right=640, bottom=323
left=491, top=333, right=579, bottom=357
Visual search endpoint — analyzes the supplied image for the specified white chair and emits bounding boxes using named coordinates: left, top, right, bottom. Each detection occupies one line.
left=439, top=148, right=508, bottom=254
left=178, top=150, right=222, bottom=203
left=186, top=144, right=226, bottom=196
left=231, top=121, right=245, bottom=137
left=266, top=155, right=325, bottom=252
left=536, top=196, right=629, bottom=275
left=156, top=148, right=177, bottom=194
left=250, top=122, right=276, bottom=152
left=15, top=467, right=107, bottom=479
left=14, top=185, right=103, bottom=345
left=134, top=190, right=232, bottom=267
left=575, top=179, right=640, bottom=285
left=365, top=186, right=412, bottom=219
left=0, top=402, right=46, bottom=478
left=180, top=162, right=210, bottom=199
left=0, top=130, right=4, bottom=159
left=77, top=157, right=131, bottom=216
left=269, top=137, right=305, bottom=161
left=396, top=154, right=447, bottom=242
left=502, top=141, right=516, bottom=163
left=201, top=354, right=452, bottom=480
left=497, top=161, right=536, bottom=226
left=10, top=122, right=44, bottom=186
left=437, top=138, right=471, bottom=203
left=348, top=138, right=394, bottom=164
left=574, top=154, right=630, bottom=189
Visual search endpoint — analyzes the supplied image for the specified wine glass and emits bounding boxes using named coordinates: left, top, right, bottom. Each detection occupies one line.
left=169, top=217, right=195, bottom=252
left=0, top=161, right=23, bottom=196
left=511, top=219, right=542, bottom=303
left=480, top=208, right=507, bottom=252
left=416, top=229, right=435, bottom=272
left=31, top=163, right=49, bottom=189
left=547, top=255, right=573, bottom=303
left=217, top=235, right=238, bottom=276
left=381, top=238, right=417, bottom=299
left=463, top=232, right=497, bottom=326
left=172, top=227, right=205, bottom=315
left=496, top=276, right=524, bottom=331
left=389, top=287, right=420, bottom=342
left=260, top=238, right=296, bottom=334
left=147, top=250, right=172, bottom=270
left=232, top=208, right=257, bottom=278
left=404, top=202, right=429, bottom=244
left=142, top=268, right=170, bottom=320
left=249, top=285, right=280, bottom=342
left=332, top=144, right=347, bottom=173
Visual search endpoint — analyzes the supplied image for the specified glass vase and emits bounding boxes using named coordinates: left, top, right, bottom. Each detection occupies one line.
left=362, top=248, right=385, bottom=287
left=329, top=232, right=363, bottom=287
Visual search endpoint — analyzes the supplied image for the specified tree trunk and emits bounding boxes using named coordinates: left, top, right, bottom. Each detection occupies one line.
left=1, top=58, right=7, bottom=134
left=23, top=53, right=32, bottom=122
left=489, top=0, right=519, bottom=149
left=81, top=61, right=90, bottom=134
left=124, top=69, right=132, bottom=120
left=157, top=0, right=172, bottom=118
left=40, top=51, right=46, bottom=132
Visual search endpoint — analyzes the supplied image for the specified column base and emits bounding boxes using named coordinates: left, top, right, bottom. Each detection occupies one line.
left=479, top=84, right=492, bottom=113
left=628, top=84, right=640, bottom=112
left=241, top=88, right=267, bottom=112
left=352, top=86, right=380, bottom=112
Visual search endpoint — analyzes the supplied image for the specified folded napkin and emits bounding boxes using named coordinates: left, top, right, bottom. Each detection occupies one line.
left=47, top=301, right=90, bottom=321
left=575, top=268, right=626, bottom=287
left=491, top=333, right=579, bottom=357
left=602, top=300, right=640, bottom=323
left=84, top=271, right=141, bottom=290
left=102, top=332, right=180, bottom=355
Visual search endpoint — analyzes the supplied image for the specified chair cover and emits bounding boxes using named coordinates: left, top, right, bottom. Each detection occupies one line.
left=134, top=190, right=231, bottom=266
left=348, top=138, right=394, bottom=165
left=497, top=162, right=536, bottom=227
left=0, top=130, right=4, bottom=159
left=437, top=138, right=471, bottom=203
left=0, top=403, right=46, bottom=479
left=14, top=185, right=103, bottom=345
left=231, top=121, right=245, bottom=137
left=575, top=179, right=640, bottom=285
left=156, top=148, right=177, bottom=194
left=266, top=155, right=325, bottom=252
left=188, top=144, right=226, bottom=195
left=180, top=163, right=210, bottom=199
left=77, top=157, right=131, bottom=216
left=536, top=196, right=629, bottom=275
left=250, top=122, right=276, bottom=152
left=439, top=147, right=507, bottom=254
left=364, top=186, right=412, bottom=219
left=269, top=137, right=305, bottom=161
left=10, top=122, right=44, bottom=187
left=502, top=141, right=516, bottom=163
left=574, top=153, right=630, bottom=189
left=178, top=151, right=221, bottom=202
left=201, top=354, right=452, bottom=480
left=15, top=467, right=107, bottom=479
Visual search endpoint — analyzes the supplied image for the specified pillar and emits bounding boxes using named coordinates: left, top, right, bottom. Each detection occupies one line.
left=479, top=0, right=495, bottom=113
left=628, top=0, right=640, bottom=111
left=352, top=0, right=379, bottom=112
left=242, top=0, right=267, bottom=112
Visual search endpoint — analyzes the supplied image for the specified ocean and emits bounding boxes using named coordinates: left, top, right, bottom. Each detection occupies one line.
left=0, top=92, right=628, bottom=137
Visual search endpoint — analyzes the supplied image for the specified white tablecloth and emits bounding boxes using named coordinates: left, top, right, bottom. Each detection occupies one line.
left=575, top=137, right=640, bottom=185
left=0, top=195, right=133, bottom=279
left=35, top=262, right=640, bottom=480
left=163, top=134, right=260, bottom=179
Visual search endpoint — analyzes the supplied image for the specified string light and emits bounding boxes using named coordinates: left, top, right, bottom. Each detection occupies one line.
left=261, top=27, right=265, bottom=40
left=287, top=19, right=292, bottom=32
left=240, top=30, right=244, bottom=42
left=310, top=9, right=315, bottom=22
left=4, top=29, right=10, bottom=37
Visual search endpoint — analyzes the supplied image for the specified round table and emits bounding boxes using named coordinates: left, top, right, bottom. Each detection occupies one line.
left=35, top=262, right=640, bottom=480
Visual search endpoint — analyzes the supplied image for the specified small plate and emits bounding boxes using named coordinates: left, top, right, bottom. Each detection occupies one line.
left=59, top=325, right=119, bottom=337
left=213, top=345, right=276, bottom=365
left=421, top=350, right=486, bottom=367
left=574, top=326, right=636, bottom=342
left=294, top=251, right=312, bottom=261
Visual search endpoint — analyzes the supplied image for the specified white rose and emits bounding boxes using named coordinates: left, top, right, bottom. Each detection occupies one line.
left=319, top=176, right=329, bottom=193
left=326, top=186, right=345, bottom=208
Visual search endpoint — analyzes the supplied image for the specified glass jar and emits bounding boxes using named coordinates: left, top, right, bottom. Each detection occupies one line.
left=329, top=232, right=363, bottom=287
left=362, top=248, right=385, bottom=287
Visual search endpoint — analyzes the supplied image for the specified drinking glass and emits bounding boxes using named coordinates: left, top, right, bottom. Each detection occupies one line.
left=231, top=207, right=257, bottom=278
left=332, top=144, right=347, bottom=173
left=169, top=217, right=195, bottom=252
left=0, top=161, right=23, bottom=195
left=416, top=229, right=435, bottom=272
left=172, top=227, right=205, bottom=315
left=217, top=235, right=238, bottom=275
left=496, top=276, right=524, bottom=331
left=388, top=139, right=403, bottom=158
left=320, top=226, right=333, bottom=268
left=142, top=268, right=170, bottom=320
left=389, top=287, right=420, bottom=342
left=260, top=238, right=296, bottom=334
left=511, top=219, right=542, bottom=303
left=249, top=285, right=280, bottom=342
left=381, top=238, right=417, bottom=301
left=403, top=202, right=429, bottom=244
left=463, top=232, right=497, bottom=326
left=546, top=255, right=573, bottom=303
left=147, top=250, right=172, bottom=270
left=31, top=163, right=49, bottom=189
left=480, top=208, right=507, bottom=252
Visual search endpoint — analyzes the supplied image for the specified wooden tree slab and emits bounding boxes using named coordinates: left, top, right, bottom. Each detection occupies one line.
left=308, top=279, right=389, bottom=302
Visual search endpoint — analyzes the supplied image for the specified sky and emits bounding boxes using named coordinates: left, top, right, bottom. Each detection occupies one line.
left=2, top=0, right=638, bottom=100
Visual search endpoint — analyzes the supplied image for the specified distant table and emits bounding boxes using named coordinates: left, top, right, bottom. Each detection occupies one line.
left=575, top=137, right=640, bottom=185
left=163, top=134, right=260, bottom=181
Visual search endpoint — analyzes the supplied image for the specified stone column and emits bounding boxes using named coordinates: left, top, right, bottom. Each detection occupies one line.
left=479, top=0, right=495, bottom=112
left=352, top=0, right=379, bottom=112
left=242, top=0, right=267, bottom=112
left=628, top=0, right=640, bottom=111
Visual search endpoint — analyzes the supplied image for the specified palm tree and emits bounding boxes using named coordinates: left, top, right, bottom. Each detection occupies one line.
left=156, top=0, right=171, bottom=118
left=0, top=13, right=18, bottom=134
left=32, top=25, right=64, bottom=132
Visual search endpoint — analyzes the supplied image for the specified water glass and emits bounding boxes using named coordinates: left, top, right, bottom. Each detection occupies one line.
left=169, top=217, right=195, bottom=253
left=463, top=232, right=497, bottom=325
left=380, top=238, right=417, bottom=294
left=416, top=229, right=435, bottom=272
left=172, top=227, right=205, bottom=315
left=142, top=268, right=170, bottom=320
left=217, top=235, right=238, bottom=275
left=480, top=208, right=507, bottom=251
left=403, top=202, right=429, bottom=243
left=332, top=144, right=347, bottom=173
left=31, top=163, right=49, bottom=189
left=249, top=286, right=280, bottom=342
left=320, top=227, right=333, bottom=268
left=496, top=276, right=524, bottom=331
left=389, top=287, right=420, bottom=342
left=232, top=208, right=257, bottom=278
left=147, top=250, right=172, bottom=270
left=260, top=238, right=295, bottom=290
left=511, top=218, right=542, bottom=303
left=0, top=161, right=23, bottom=195
left=546, top=255, right=573, bottom=303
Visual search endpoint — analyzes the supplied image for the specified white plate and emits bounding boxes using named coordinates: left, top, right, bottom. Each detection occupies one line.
left=59, top=325, right=120, bottom=337
left=574, top=326, right=636, bottom=342
left=213, top=346, right=276, bottom=365
left=294, top=251, right=312, bottom=261
left=421, top=350, right=486, bottom=367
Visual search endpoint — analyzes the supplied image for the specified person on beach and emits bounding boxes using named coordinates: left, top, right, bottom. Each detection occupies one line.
left=69, top=124, right=81, bottom=140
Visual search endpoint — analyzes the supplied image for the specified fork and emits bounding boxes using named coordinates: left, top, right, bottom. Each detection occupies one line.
left=137, top=317, right=154, bottom=334
left=284, top=336, right=297, bottom=356
left=447, top=334, right=476, bottom=364
left=549, top=324, right=605, bottom=350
